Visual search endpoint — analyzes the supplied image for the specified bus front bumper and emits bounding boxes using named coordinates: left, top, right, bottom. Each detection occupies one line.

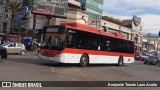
left=38, top=54, right=64, bottom=63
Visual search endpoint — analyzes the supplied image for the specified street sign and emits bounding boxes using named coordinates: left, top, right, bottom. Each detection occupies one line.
left=32, top=0, right=68, bottom=18
left=132, top=15, right=141, bottom=26
left=15, top=6, right=28, bottom=20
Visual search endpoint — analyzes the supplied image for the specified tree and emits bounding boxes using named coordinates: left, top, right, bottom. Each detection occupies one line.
left=6, top=0, right=22, bottom=34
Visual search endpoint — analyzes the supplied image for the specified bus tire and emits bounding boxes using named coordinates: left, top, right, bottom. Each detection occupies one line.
left=118, top=56, right=124, bottom=66
left=80, top=54, right=89, bottom=67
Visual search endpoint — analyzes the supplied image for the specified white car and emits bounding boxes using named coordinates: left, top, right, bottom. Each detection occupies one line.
left=1, top=42, right=26, bottom=55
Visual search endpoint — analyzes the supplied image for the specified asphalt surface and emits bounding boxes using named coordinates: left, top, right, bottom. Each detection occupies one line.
left=0, top=51, right=160, bottom=90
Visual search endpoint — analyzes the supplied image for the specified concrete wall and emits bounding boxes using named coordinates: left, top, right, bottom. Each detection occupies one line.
left=55, top=10, right=89, bottom=25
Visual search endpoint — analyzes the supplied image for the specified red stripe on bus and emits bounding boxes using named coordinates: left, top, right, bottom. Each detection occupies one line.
left=40, top=48, right=134, bottom=57
left=63, top=48, right=134, bottom=57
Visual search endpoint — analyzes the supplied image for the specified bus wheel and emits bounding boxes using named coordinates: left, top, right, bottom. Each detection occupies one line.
left=80, top=54, right=89, bottom=67
left=118, top=56, right=124, bottom=66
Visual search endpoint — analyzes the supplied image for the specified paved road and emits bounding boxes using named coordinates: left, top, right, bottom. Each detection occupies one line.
left=0, top=51, right=160, bottom=90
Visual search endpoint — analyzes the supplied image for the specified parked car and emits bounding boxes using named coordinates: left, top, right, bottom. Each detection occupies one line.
left=141, top=53, right=153, bottom=61
left=135, top=52, right=152, bottom=61
left=1, top=42, right=26, bottom=55
left=0, top=46, right=7, bottom=60
left=135, top=52, right=142, bottom=60
left=144, top=56, right=159, bottom=65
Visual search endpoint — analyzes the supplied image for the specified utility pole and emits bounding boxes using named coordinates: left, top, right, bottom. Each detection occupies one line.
left=157, top=38, right=160, bottom=53
left=32, top=14, right=36, bottom=37
left=148, top=33, right=151, bottom=52
left=154, top=40, right=156, bottom=52
left=158, top=31, right=160, bottom=52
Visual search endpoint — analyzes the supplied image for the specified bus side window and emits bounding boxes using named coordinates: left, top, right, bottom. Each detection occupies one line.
left=66, top=31, right=71, bottom=45
left=66, top=29, right=79, bottom=48
left=68, top=34, right=72, bottom=44
left=106, top=41, right=111, bottom=51
left=79, top=35, right=87, bottom=48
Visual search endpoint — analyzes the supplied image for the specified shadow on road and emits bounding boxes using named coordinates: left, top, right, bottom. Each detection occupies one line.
left=5, top=51, right=129, bottom=68
left=6, top=57, right=123, bottom=68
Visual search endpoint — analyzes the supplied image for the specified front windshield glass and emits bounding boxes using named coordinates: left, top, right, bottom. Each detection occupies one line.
left=41, top=35, right=65, bottom=51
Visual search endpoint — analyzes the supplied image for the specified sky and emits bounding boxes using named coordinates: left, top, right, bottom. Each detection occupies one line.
left=103, top=0, right=160, bottom=35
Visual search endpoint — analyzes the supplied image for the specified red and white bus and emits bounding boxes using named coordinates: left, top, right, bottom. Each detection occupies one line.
left=38, top=23, right=135, bottom=66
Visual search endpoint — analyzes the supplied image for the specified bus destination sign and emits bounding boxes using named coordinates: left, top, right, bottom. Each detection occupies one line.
left=32, top=0, right=68, bottom=18
left=46, top=28, right=59, bottom=33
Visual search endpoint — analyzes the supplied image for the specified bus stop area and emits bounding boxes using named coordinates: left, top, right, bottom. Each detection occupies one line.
left=0, top=51, right=160, bottom=90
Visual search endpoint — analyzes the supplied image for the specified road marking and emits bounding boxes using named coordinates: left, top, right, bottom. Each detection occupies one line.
left=82, top=68, right=99, bottom=72
left=53, top=71, right=81, bottom=76
left=75, top=67, right=98, bottom=86
left=0, top=60, right=7, bottom=63
left=41, top=70, right=50, bottom=72
left=71, top=79, right=76, bottom=81
left=32, top=56, right=37, bottom=60
left=75, top=67, right=92, bottom=81
left=41, top=68, right=82, bottom=77
left=51, top=67, right=55, bottom=73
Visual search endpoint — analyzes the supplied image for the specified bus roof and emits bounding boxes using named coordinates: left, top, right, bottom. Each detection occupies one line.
left=61, top=22, right=132, bottom=41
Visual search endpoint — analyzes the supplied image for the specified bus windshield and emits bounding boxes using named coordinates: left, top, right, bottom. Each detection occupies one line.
left=41, top=35, right=65, bottom=51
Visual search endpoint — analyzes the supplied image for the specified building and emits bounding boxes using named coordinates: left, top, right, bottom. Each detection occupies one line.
left=27, top=0, right=89, bottom=40
left=0, top=0, right=28, bottom=35
left=1, top=0, right=143, bottom=51
left=88, top=13, right=143, bottom=51
left=143, top=34, right=160, bottom=52
left=3, top=0, right=88, bottom=37
left=76, top=0, right=104, bottom=18
left=0, top=0, right=96, bottom=34
left=54, top=0, right=89, bottom=25
left=0, top=0, right=10, bottom=34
